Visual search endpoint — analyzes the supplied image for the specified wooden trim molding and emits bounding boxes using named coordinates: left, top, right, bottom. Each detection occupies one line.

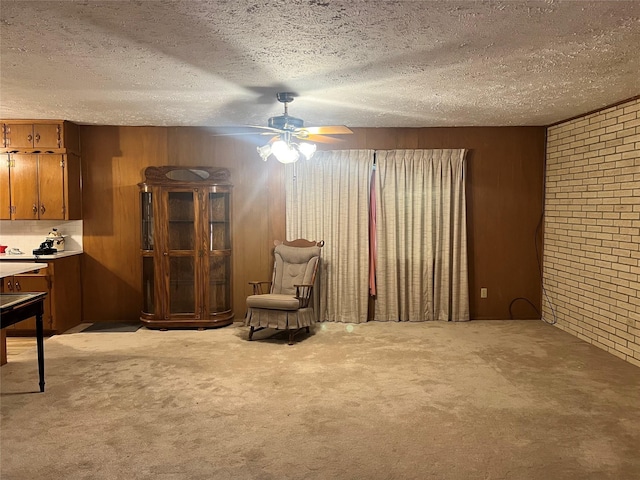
left=547, top=95, right=640, bottom=127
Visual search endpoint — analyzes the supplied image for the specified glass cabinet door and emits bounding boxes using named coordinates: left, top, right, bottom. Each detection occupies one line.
left=207, top=191, right=231, bottom=315
left=168, top=191, right=195, bottom=251
left=142, top=256, right=155, bottom=315
left=208, top=255, right=231, bottom=314
left=141, top=191, right=155, bottom=315
left=141, top=192, right=154, bottom=250
left=208, top=192, right=230, bottom=250
left=169, top=256, right=196, bottom=314
left=167, top=190, right=197, bottom=316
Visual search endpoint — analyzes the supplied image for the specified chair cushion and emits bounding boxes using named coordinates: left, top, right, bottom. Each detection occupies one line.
left=272, top=244, right=320, bottom=295
left=246, top=294, right=300, bottom=310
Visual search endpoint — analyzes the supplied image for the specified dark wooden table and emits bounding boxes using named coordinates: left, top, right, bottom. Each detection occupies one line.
left=1, top=292, right=47, bottom=392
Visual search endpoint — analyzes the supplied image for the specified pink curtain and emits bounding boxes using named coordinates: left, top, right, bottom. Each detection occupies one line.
left=369, top=166, right=377, bottom=296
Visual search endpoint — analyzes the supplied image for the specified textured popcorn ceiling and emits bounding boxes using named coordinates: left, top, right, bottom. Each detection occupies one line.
left=1, top=0, right=639, bottom=128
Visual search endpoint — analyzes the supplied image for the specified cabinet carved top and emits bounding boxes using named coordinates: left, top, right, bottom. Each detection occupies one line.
left=141, top=166, right=232, bottom=186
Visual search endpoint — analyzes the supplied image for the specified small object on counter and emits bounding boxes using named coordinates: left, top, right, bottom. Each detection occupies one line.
left=33, top=239, right=57, bottom=256
left=45, top=228, right=66, bottom=251
left=0, top=245, right=6, bottom=253
left=7, top=248, right=23, bottom=255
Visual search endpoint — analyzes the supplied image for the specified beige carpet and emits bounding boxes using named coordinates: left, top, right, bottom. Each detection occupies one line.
left=1, top=321, right=639, bottom=480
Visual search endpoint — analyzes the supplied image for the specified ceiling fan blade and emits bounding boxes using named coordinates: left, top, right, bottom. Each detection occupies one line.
left=300, top=134, right=346, bottom=144
left=210, top=125, right=283, bottom=136
left=211, top=131, right=278, bottom=137
left=300, top=126, right=353, bottom=135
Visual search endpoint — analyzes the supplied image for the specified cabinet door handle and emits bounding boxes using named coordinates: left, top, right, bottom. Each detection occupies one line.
left=35, top=133, right=41, bottom=144
left=40, top=204, right=46, bottom=215
left=33, top=204, right=38, bottom=215
left=6, top=280, right=13, bottom=291
left=163, top=252, right=168, bottom=256
left=14, top=280, right=21, bottom=291
left=27, top=134, right=33, bottom=143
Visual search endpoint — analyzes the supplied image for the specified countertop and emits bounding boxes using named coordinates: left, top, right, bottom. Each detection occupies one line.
left=0, top=262, right=48, bottom=278
left=0, top=250, right=83, bottom=261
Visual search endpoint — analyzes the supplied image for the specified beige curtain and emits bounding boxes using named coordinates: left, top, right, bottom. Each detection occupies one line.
left=286, top=150, right=374, bottom=323
left=374, top=149, right=469, bottom=322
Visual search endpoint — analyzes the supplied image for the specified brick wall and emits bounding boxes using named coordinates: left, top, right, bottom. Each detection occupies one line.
left=544, top=98, right=640, bottom=366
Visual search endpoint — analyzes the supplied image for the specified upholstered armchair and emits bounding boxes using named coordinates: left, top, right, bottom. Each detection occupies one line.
left=245, top=239, right=324, bottom=345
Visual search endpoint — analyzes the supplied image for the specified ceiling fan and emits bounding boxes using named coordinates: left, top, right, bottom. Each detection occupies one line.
left=263, top=92, right=353, bottom=143
left=215, top=92, right=353, bottom=163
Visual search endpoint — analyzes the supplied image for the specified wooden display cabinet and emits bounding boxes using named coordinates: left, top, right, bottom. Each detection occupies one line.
left=139, top=166, right=233, bottom=329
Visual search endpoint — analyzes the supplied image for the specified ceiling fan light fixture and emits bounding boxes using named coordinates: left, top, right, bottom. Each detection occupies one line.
left=297, top=142, right=316, bottom=160
left=226, top=92, right=352, bottom=163
left=256, top=144, right=272, bottom=161
left=271, top=139, right=299, bottom=164
left=258, top=138, right=316, bottom=164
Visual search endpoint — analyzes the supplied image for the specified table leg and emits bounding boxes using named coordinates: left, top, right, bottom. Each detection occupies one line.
left=36, top=313, right=45, bottom=392
left=1, top=329, right=7, bottom=366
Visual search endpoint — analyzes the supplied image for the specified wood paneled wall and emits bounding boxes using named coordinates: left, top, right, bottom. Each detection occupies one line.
left=80, top=126, right=545, bottom=323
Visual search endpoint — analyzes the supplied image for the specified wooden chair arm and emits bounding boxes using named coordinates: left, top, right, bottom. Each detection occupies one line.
left=294, top=284, right=314, bottom=308
left=249, top=281, right=271, bottom=295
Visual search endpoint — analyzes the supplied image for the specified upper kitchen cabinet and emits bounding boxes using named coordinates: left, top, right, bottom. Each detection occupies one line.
left=3, top=152, right=82, bottom=220
left=1, top=120, right=80, bottom=155
left=0, top=156, right=9, bottom=220
left=1, top=120, right=82, bottom=220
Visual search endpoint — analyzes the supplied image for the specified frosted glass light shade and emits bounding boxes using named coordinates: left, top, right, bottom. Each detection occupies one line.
left=271, top=140, right=300, bottom=164
left=297, top=142, right=316, bottom=160
left=256, top=144, right=271, bottom=161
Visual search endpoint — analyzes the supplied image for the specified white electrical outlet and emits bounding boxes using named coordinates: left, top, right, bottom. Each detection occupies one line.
left=480, top=288, right=488, bottom=298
